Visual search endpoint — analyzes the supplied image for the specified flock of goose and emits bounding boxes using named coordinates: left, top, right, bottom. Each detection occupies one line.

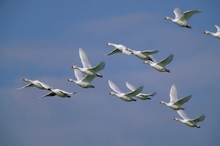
left=17, top=7, right=219, bottom=128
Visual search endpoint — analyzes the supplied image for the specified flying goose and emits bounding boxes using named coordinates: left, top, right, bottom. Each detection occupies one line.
left=164, top=8, right=201, bottom=29
left=160, top=84, right=192, bottom=110
left=108, top=80, right=143, bottom=102
left=71, top=48, right=105, bottom=78
left=174, top=110, right=205, bottom=128
left=126, top=82, right=157, bottom=100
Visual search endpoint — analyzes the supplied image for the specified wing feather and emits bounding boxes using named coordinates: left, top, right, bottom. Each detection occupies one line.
left=108, top=80, right=122, bottom=93
left=79, top=48, right=92, bottom=68
left=158, top=54, right=174, bottom=67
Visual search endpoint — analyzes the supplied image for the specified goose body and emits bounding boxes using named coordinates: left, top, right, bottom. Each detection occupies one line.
left=40, top=88, right=76, bottom=98
left=165, top=8, right=201, bottom=28
left=204, top=25, right=220, bottom=39
left=71, top=48, right=105, bottom=78
left=160, top=84, right=192, bottom=110
left=126, top=82, right=157, bottom=100
left=68, top=69, right=95, bottom=88
left=126, top=48, right=159, bottom=61
left=174, top=110, right=205, bottom=128
left=17, top=78, right=51, bottom=90
left=106, top=42, right=131, bottom=55
left=143, top=54, right=174, bottom=72
left=108, top=80, right=143, bottom=102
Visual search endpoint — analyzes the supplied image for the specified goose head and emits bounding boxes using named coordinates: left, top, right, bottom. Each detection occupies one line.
left=173, top=118, right=179, bottom=121
left=23, top=78, right=28, bottom=81
left=106, top=42, right=112, bottom=46
left=71, top=65, right=77, bottom=69
left=67, top=78, right=74, bottom=82
left=160, top=101, right=166, bottom=104
left=164, top=16, right=172, bottom=20
left=203, top=31, right=210, bottom=34
left=125, top=48, right=133, bottom=53
left=143, top=61, right=149, bottom=64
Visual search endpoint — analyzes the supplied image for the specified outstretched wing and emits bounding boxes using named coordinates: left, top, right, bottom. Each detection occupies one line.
left=174, top=8, right=182, bottom=19
left=192, top=115, right=206, bottom=123
left=175, top=95, right=192, bottom=106
left=158, top=54, right=174, bottom=67
left=16, top=83, right=33, bottom=90
left=125, top=86, right=143, bottom=97
left=125, top=82, right=136, bottom=91
left=38, top=81, right=51, bottom=90
left=169, top=84, right=178, bottom=103
left=140, top=50, right=159, bottom=56
left=108, top=80, right=122, bottom=94
left=107, top=49, right=121, bottom=56
left=74, top=69, right=84, bottom=81
left=79, top=48, right=92, bottom=68
left=82, top=75, right=95, bottom=83
left=181, top=9, right=201, bottom=21
left=215, top=25, right=220, bottom=32
left=177, top=110, right=190, bottom=120
left=89, top=61, right=105, bottom=72
left=39, top=92, right=56, bottom=99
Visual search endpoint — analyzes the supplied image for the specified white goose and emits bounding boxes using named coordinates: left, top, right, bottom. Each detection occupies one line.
left=125, top=48, right=159, bottom=61
left=174, top=110, right=205, bottom=128
left=164, top=8, right=201, bottom=29
left=71, top=48, right=105, bottom=78
left=108, top=80, right=143, bottom=102
left=106, top=42, right=131, bottom=55
left=39, top=88, right=76, bottom=98
left=204, top=25, right=220, bottom=39
left=68, top=69, right=95, bottom=88
left=126, top=82, right=157, bottom=100
left=143, top=54, right=174, bottom=72
left=17, top=78, right=51, bottom=90
left=160, top=84, right=192, bottom=110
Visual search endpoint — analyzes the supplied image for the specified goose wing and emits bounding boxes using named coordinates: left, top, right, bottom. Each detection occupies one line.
left=74, top=69, right=84, bottom=81
left=125, top=86, right=143, bottom=97
left=192, top=115, right=206, bottom=123
left=82, top=75, right=95, bottom=83
left=39, top=92, right=56, bottom=98
left=175, top=95, right=192, bottom=106
left=215, top=25, right=220, bottom=32
left=181, top=9, right=201, bottom=21
left=107, top=49, right=121, bottom=56
left=177, top=110, right=190, bottom=120
left=158, top=54, right=174, bottom=67
left=174, top=8, right=182, bottom=19
left=16, top=83, right=33, bottom=90
left=88, top=61, right=105, bottom=72
left=108, top=80, right=122, bottom=94
left=125, top=82, right=136, bottom=91
left=140, top=50, right=159, bottom=55
left=37, top=81, right=51, bottom=90
left=79, top=48, right=92, bottom=68
left=169, top=84, right=178, bottom=103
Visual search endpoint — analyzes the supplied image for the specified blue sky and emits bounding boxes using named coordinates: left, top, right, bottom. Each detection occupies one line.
left=1, top=0, right=220, bottom=146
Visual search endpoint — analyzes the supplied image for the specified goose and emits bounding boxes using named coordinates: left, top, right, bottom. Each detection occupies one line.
left=143, top=54, right=174, bottom=72
left=174, top=110, right=205, bottom=128
left=160, top=84, right=192, bottom=110
left=71, top=48, right=105, bottom=78
left=204, top=25, right=220, bottom=39
left=68, top=69, right=95, bottom=88
left=125, top=48, right=159, bottom=61
left=39, top=88, right=76, bottom=98
left=106, top=42, right=131, bottom=55
left=17, top=78, right=51, bottom=90
left=126, top=82, right=157, bottom=100
left=108, top=80, right=143, bottom=102
left=164, top=8, right=201, bottom=29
